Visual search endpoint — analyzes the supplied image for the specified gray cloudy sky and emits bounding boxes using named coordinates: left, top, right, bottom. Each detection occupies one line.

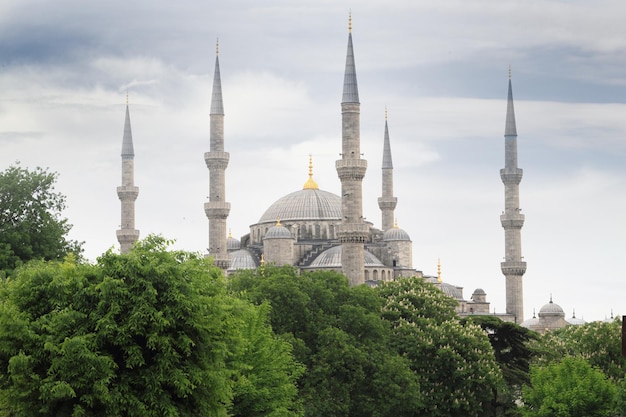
left=1, top=0, right=624, bottom=322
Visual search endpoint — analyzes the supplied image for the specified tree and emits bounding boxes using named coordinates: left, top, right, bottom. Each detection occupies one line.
left=228, top=266, right=422, bottom=417
left=534, top=318, right=625, bottom=381
left=521, top=357, right=618, bottom=417
left=0, top=164, right=82, bottom=275
left=463, top=316, right=538, bottom=416
left=0, top=236, right=302, bottom=416
left=378, top=276, right=504, bottom=417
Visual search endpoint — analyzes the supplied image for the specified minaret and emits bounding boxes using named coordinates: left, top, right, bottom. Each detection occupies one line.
left=500, top=68, right=526, bottom=323
left=204, top=40, right=231, bottom=269
left=378, top=108, right=397, bottom=231
left=116, top=95, right=140, bottom=253
left=336, top=14, right=368, bottom=286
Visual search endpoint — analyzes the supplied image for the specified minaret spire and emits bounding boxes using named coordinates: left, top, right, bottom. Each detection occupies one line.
left=378, top=108, right=397, bottom=231
left=117, top=97, right=139, bottom=253
left=500, top=70, right=526, bottom=323
left=205, top=39, right=231, bottom=269
left=336, top=15, right=368, bottom=286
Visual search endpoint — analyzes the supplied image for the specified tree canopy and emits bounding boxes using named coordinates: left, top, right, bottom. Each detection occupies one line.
left=378, top=277, right=504, bottom=417
left=0, top=236, right=302, bottom=417
left=0, top=164, right=82, bottom=275
left=228, top=266, right=422, bottom=417
left=522, top=357, right=618, bottom=417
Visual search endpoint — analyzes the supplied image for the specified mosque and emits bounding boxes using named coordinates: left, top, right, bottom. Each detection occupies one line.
left=115, top=16, right=586, bottom=330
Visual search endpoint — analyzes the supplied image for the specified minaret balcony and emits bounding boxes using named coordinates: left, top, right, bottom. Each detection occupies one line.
left=500, top=212, right=525, bottom=228
left=117, top=186, right=139, bottom=200
left=336, top=159, right=367, bottom=180
left=377, top=197, right=397, bottom=210
left=204, top=151, right=230, bottom=170
left=116, top=229, right=140, bottom=243
left=500, top=168, right=523, bottom=185
left=500, top=261, right=527, bottom=276
left=204, top=201, right=231, bottom=219
left=337, top=223, right=369, bottom=243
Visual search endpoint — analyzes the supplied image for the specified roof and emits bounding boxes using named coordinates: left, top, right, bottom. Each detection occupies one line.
left=258, top=188, right=342, bottom=224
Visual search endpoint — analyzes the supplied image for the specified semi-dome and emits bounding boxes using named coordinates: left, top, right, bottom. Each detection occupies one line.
left=258, top=188, right=341, bottom=224
left=309, top=245, right=385, bottom=268
left=228, top=249, right=257, bottom=271
left=538, top=299, right=565, bottom=318
left=383, top=226, right=411, bottom=241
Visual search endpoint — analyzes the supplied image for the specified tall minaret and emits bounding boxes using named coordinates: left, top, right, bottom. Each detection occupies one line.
left=204, top=40, right=230, bottom=269
left=378, top=108, right=397, bottom=231
left=116, top=95, right=140, bottom=253
left=500, top=69, right=526, bottom=323
left=336, top=15, right=368, bottom=286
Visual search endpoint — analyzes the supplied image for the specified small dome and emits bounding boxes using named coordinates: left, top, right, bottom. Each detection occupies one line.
left=440, top=282, right=464, bottom=301
left=566, top=316, right=586, bottom=326
left=227, top=236, right=240, bottom=251
left=264, top=223, right=293, bottom=239
left=520, top=316, right=541, bottom=329
left=538, top=299, right=565, bottom=318
left=309, top=245, right=385, bottom=268
left=228, top=249, right=258, bottom=271
left=383, top=227, right=411, bottom=241
left=472, top=288, right=486, bottom=295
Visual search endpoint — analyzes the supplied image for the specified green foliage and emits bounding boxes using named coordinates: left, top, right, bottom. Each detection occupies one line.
left=0, top=164, right=83, bottom=275
left=0, top=236, right=302, bottom=416
left=378, top=277, right=504, bottom=417
left=533, top=318, right=625, bottom=381
left=463, top=316, right=538, bottom=415
left=228, top=266, right=422, bottom=417
left=522, top=357, right=618, bottom=417
left=230, top=302, right=304, bottom=417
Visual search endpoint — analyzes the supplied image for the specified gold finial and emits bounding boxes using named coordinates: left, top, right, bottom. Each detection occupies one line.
left=394, top=218, right=399, bottom=229
left=348, top=11, right=352, bottom=33
left=216, top=37, right=219, bottom=56
left=508, top=65, right=512, bottom=80
left=260, top=253, right=265, bottom=265
left=437, top=258, right=442, bottom=283
left=228, top=228, right=232, bottom=238
left=276, top=217, right=281, bottom=226
left=303, top=154, right=319, bottom=190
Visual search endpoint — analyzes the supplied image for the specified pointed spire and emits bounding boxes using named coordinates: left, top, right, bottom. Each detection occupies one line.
left=210, top=38, right=224, bottom=115
left=505, top=66, right=517, bottom=136
left=342, top=13, right=359, bottom=103
left=382, top=109, right=393, bottom=169
left=121, top=98, right=134, bottom=159
left=303, top=154, right=319, bottom=190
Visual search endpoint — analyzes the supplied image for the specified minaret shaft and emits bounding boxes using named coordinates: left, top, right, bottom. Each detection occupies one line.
left=117, top=104, right=139, bottom=253
left=500, top=77, right=526, bottom=323
left=205, top=52, right=230, bottom=269
left=336, top=30, right=368, bottom=286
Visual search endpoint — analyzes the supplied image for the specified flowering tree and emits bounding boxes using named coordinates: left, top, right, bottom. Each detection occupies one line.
left=378, top=277, right=504, bottom=417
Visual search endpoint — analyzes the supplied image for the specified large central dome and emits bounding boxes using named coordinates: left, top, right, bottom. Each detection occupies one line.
left=258, top=188, right=341, bottom=223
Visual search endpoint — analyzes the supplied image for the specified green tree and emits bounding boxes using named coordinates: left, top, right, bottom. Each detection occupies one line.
left=534, top=318, right=625, bottom=381
left=0, top=236, right=302, bottom=417
left=228, top=266, right=422, bottom=417
left=0, top=164, right=82, bottom=275
left=464, top=316, right=538, bottom=416
left=378, top=276, right=504, bottom=417
left=522, top=357, right=618, bottom=417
